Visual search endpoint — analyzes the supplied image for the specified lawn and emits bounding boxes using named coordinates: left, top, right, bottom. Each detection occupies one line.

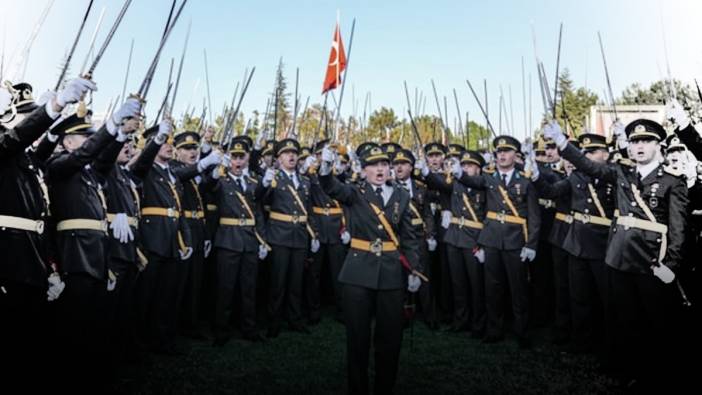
left=112, top=312, right=619, bottom=395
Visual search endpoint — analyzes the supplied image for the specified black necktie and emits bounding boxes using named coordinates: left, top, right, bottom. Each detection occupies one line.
left=501, top=173, right=508, bottom=185
left=235, top=178, right=243, bottom=190
left=375, top=187, right=384, bottom=203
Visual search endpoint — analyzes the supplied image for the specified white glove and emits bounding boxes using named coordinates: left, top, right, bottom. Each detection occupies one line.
left=340, top=230, right=351, bottom=244
left=426, top=237, right=437, bottom=252
left=107, top=270, right=117, bottom=292
left=666, top=99, right=690, bottom=130
left=407, top=274, right=421, bottom=293
left=520, top=247, right=536, bottom=262
left=179, top=247, right=193, bottom=261
left=334, top=159, right=345, bottom=175
left=254, top=132, right=266, bottom=150
left=474, top=248, right=485, bottom=263
left=683, top=151, right=698, bottom=188
left=0, top=87, right=11, bottom=114
left=204, top=240, right=212, bottom=258
left=611, top=120, right=628, bottom=150
left=258, top=244, right=269, bottom=260
left=311, top=239, right=320, bottom=253
left=543, top=121, right=567, bottom=149
left=154, top=118, right=173, bottom=144
left=415, top=158, right=429, bottom=177
left=301, top=155, right=317, bottom=173
left=36, top=90, right=56, bottom=107
left=321, top=146, right=335, bottom=163
left=652, top=264, right=675, bottom=284
left=106, top=97, right=142, bottom=135
left=109, top=213, right=134, bottom=244
left=440, top=210, right=452, bottom=229
left=351, top=161, right=362, bottom=176
left=55, top=77, right=97, bottom=108
left=46, top=273, right=65, bottom=302
left=198, top=151, right=223, bottom=172
left=262, top=168, right=276, bottom=187
left=451, top=158, right=463, bottom=178
left=527, top=155, right=540, bottom=181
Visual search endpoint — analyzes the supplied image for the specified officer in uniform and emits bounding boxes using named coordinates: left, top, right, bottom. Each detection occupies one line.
left=171, top=131, right=212, bottom=338
left=532, top=133, right=615, bottom=353
left=422, top=150, right=487, bottom=335
left=257, top=138, right=319, bottom=337
left=47, top=97, right=139, bottom=385
left=448, top=135, right=541, bottom=348
left=392, top=148, right=437, bottom=329
left=318, top=144, right=421, bottom=395
left=207, top=139, right=268, bottom=344
left=544, top=119, right=688, bottom=388
left=0, top=78, right=92, bottom=387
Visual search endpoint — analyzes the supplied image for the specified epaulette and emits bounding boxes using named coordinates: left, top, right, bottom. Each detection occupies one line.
left=663, top=165, right=684, bottom=177
left=616, top=158, right=635, bottom=167
left=484, top=164, right=496, bottom=174
left=415, top=179, right=426, bottom=188
left=248, top=176, right=259, bottom=184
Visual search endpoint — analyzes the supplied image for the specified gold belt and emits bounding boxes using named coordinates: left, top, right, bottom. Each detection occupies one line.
left=219, top=217, right=256, bottom=226
left=312, top=206, right=343, bottom=216
left=56, top=219, right=108, bottom=233
left=141, top=207, right=180, bottom=218
left=269, top=211, right=307, bottom=224
left=615, top=215, right=667, bottom=234
left=0, top=215, right=45, bottom=234
left=572, top=212, right=611, bottom=227
left=554, top=212, right=573, bottom=224
left=106, top=213, right=139, bottom=227
left=183, top=210, right=205, bottom=219
left=450, top=216, right=484, bottom=230
left=350, top=238, right=397, bottom=256
left=206, top=204, right=218, bottom=212
left=486, top=211, right=526, bottom=225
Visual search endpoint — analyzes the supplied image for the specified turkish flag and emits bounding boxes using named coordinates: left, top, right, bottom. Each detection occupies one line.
left=322, top=22, right=346, bottom=94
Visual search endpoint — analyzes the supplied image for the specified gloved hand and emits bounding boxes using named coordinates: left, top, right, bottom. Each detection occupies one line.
left=47, top=273, right=65, bottom=302
left=0, top=87, right=11, bottom=114
left=179, top=247, right=193, bottom=261
left=611, top=120, right=628, bottom=149
left=311, top=239, right=320, bottom=253
left=107, top=270, right=117, bottom=292
left=198, top=150, right=223, bottom=172
left=426, top=237, right=437, bottom=252
left=151, top=119, right=172, bottom=145
left=55, top=77, right=97, bottom=108
left=109, top=213, right=134, bottom=244
left=415, top=158, right=429, bottom=177
left=473, top=248, right=485, bottom=263
left=351, top=161, right=362, bottom=177
left=450, top=158, right=463, bottom=178
left=254, top=131, right=266, bottom=150
left=334, top=159, right=346, bottom=175
left=107, top=97, right=142, bottom=135
left=682, top=151, right=698, bottom=188
left=543, top=121, right=567, bottom=149
left=407, top=274, right=421, bottom=293
left=441, top=210, right=452, bottom=229
left=258, top=244, right=269, bottom=260
left=204, top=240, right=212, bottom=258
left=520, top=247, right=536, bottom=262
left=300, top=155, right=317, bottom=173
left=652, top=264, right=675, bottom=284
left=262, top=168, right=276, bottom=187
left=340, top=230, right=351, bottom=244
left=666, top=99, right=691, bottom=130
left=321, top=146, right=335, bottom=163
left=526, top=154, right=540, bottom=181
left=36, top=90, right=56, bottom=107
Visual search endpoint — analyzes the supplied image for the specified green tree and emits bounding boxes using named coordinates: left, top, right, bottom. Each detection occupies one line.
left=619, top=79, right=701, bottom=123
left=552, top=68, right=599, bottom=136
left=266, top=58, right=291, bottom=139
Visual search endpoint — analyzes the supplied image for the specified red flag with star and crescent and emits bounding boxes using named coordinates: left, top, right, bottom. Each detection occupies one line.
left=322, top=22, right=346, bottom=94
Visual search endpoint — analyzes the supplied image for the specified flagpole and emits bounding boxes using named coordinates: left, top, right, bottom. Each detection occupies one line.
left=332, top=17, right=355, bottom=142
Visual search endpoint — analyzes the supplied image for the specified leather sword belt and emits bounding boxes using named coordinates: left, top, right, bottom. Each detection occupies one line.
left=269, top=211, right=307, bottom=224
left=0, top=215, right=45, bottom=234
left=554, top=212, right=573, bottom=224
left=573, top=212, right=611, bottom=227
left=183, top=210, right=205, bottom=219
left=486, top=211, right=527, bottom=225
left=615, top=215, right=668, bottom=234
left=56, top=219, right=108, bottom=233
left=312, top=206, right=343, bottom=216
left=350, top=238, right=397, bottom=256
left=141, top=207, right=180, bottom=218
left=106, top=213, right=139, bottom=227
left=219, top=217, right=256, bottom=226
left=450, top=216, right=484, bottom=230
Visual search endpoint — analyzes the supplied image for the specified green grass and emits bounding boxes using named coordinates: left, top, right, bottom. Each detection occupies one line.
left=113, top=314, right=620, bottom=395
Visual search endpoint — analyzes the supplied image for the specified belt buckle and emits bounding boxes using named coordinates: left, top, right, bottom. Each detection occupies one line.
left=565, top=215, right=573, bottom=224
left=370, top=239, right=383, bottom=256
left=100, top=220, right=108, bottom=233
left=458, top=217, right=465, bottom=227
left=239, top=218, right=246, bottom=226
left=35, top=220, right=45, bottom=235
left=292, top=215, right=299, bottom=224
left=581, top=214, right=591, bottom=224
left=323, top=208, right=330, bottom=216
left=167, top=208, right=175, bottom=217
left=496, top=212, right=506, bottom=223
